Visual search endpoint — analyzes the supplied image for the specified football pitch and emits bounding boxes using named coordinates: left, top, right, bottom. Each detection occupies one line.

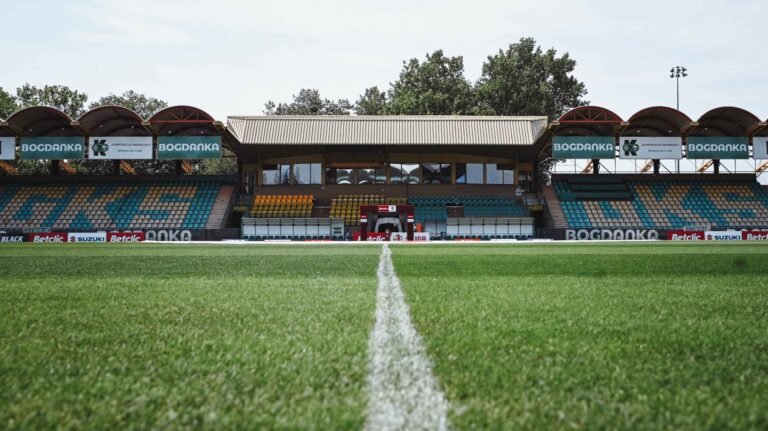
left=1, top=243, right=767, bottom=429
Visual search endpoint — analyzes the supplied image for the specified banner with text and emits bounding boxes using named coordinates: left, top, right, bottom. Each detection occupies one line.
left=619, top=136, right=682, bottom=159
left=157, top=136, right=221, bottom=159
left=686, top=137, right=748, bottom=159
left=753, top=137, right=768, bottom=159
left=552, top=136, right=614, bottom=159
left=89, top=136, right=153, bottom=160
left=0, top=137, right=15, bottom=160
left=21, top=137, right=84, bottom=160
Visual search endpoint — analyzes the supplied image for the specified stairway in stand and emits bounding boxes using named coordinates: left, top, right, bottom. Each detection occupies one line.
left=205, top=185, right=235, bottom=229
left=541, top=185, right=567, bottom=229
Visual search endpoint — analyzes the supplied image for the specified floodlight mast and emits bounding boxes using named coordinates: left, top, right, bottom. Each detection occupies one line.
left=670, top=66, right=688, bottom=110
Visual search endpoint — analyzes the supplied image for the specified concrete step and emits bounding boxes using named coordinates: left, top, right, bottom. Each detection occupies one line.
left=541, top=185, right=568, bottom=229
left=205, top=185, right=235, bottom=229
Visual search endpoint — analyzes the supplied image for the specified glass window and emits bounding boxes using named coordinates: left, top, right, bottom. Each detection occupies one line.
left=330, top=168, right=353, bottom=185
left=293, top=164, right=311, bottom=184
left=486, top=163, right=502, bottom=184
left=389, top=164, right=404, bottom=184
left=310, top=163, right=321, bottom=184
left=325, top=168, right=337, bottom=185
left=422, top=163, right=451, bottom=184
left=279, top=164, right=291, bottom=184
left=262, top=164, right=279, bottom=185
left=455, top=163, right=466, bottom=184
left=466, top=163, right=484, bottom=184
left=486, top=164, right=515, bottom=185
left=356, top=168, right=373, bottom=184
left=402, top=163, right=419, bottom=184
left=374, top=167, right=386, bottom=184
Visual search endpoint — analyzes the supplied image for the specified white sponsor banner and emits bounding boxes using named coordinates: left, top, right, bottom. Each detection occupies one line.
left=704, top=231, right=742, bottom=241
left=89, top=136, right=153, bottom=160
left=414, top=232, right=430, bottom=241
left=0, top=137, right=15, bottom=160
left=68, top=232, right=108, bottom=243
left=390, top=232, right=408, bottom=242
left=754, top=137, right=768, bottom=159
left=619, top=136, right=682, bottom=159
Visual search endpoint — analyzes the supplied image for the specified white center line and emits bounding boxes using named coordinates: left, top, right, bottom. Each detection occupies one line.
left=365, top=244, right=450, bottom=431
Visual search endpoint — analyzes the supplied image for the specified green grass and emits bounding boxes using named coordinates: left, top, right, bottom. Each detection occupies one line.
left=0, top=244, right=380, bottom=430
left=391, top=243, right=768, bottom=429
left=2, top=242, right=768, bottom=429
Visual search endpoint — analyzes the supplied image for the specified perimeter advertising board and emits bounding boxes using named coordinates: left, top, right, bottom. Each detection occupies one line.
left=68, top=232, right=107, bottom=243
left=0, top=234, right=25, bottom=242
left=565, top=228, right=659, bottom=240
left=686, top=137, right=748, bottom=159
left=618, top=136, right=682, bottom=159
left=754, top=137, right=768, bottom=159
left=20, top=137, right=84, bottom=160
left=552, top=136, right=614, bottom=159
left=157, top=136, right=221, bottom=159
left=0, top=137, right=15, bottom=160
left=89, top=136, right=153, bottom=160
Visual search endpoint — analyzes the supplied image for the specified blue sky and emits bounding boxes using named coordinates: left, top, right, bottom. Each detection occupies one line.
left=2, top=0, right=766, bottom=121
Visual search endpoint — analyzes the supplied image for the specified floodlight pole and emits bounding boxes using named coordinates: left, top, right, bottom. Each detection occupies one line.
left=670, top=66, right=688, bottom=110
left=670, top=66, right=688, bottom=174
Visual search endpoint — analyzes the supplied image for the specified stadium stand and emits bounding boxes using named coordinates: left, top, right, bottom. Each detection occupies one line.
left=409, top=195, right=528, bottom=223
left=250, top=194, right=313, bottom=218
left=555, top=177, right=768, bottom=229
left=0, top=180, right=225, bottom=231
left=330, top=195, right=407, bottom=226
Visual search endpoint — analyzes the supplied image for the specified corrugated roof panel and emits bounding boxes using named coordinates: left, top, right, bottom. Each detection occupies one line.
left=226, top=115, right=548, bottom=146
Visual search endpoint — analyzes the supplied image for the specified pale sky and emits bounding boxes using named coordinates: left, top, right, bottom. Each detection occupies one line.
left=2, top=0, right=767, bottom=121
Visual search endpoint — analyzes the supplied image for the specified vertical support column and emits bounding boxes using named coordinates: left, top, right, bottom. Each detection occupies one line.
left=592, top=159, right=600, bottom=175
left=653, top=159, right=660, bottom=175
left=360, top=209, right=368, bottom=241
left=406, top=206, right=414, bottom=240
left=714, top=160, right=721, bottom=174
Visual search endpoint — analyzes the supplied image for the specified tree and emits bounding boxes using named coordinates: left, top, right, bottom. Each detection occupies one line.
left=475, top=37, right=588, bottom=119
left=0, top=87, right=18, bottom=119
left=89, top=90, right=168, bottom=119
left=355, top=86, right=387, bottom=115
left=15, top=84, right=88, bottom=118
left=384, top=50, right=474, bottom=115
left=265, top=89, right=353, bottom=115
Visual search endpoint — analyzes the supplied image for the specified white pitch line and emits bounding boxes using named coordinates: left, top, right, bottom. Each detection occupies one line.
left=365, top=244, right=450, bottom=431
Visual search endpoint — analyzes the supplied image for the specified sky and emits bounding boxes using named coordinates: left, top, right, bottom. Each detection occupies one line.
left=2, top=0, right=767, bottom=121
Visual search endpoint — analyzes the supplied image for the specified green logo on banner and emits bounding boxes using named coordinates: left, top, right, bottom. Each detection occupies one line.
left=552, top=136, right=614, bottom=159
left=157, top=136, right=221, bottom=159
left=686, top=137, right=748, bottom=159
left=20, top=137, right=84, bottom=160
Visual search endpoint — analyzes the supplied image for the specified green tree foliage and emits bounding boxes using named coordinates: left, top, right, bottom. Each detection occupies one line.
left=264, top=89, right=353, bottom=115
left=475, top=37, right=588, bottom=119
left=0, top=87, right=18, bottom=119
left=15, top=84, right=88, bottom=118
left=354, top=87, right=387, bottom=115
left=88, top=90, right=168, bottom=119
left=383, top=50, right=474, bottom=115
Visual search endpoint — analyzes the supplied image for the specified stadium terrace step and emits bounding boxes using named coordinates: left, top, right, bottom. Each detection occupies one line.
left=205, top=185, right=235, bottom=230
left=541, top=185, right=568, bottom=229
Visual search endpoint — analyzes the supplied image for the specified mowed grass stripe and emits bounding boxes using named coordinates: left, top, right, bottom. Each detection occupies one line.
left=0, top=244, right=380, bottom=430
left=391, top=243, right=768, bottom=429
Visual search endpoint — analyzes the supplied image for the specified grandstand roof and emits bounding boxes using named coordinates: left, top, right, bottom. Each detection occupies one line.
left=76, top=105, right=150, bottom=136
left=226, top=115, right=548, bottom=146
left=625, top=106, right=692, bottom=137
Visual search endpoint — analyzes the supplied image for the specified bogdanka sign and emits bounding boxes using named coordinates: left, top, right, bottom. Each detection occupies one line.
left=157, top=136, right=221, bottom=159
left=552, top=136, right=614, bottom=159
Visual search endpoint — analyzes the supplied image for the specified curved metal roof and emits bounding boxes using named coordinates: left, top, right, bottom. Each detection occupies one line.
left=625, top=106, right=692, bottom=137
left=689, top=106, right=762, bottom=136
left=77, top=105, right=149, bottom=136
left=4, top=106, right=80, bottom=137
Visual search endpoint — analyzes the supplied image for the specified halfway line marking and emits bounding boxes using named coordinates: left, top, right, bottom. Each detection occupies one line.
left=365, top=244, right=450, bottom=431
